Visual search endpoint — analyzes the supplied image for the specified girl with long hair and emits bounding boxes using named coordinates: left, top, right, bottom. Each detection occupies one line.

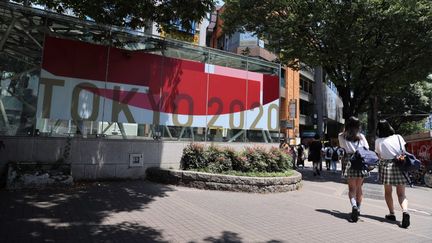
left=338, top=116, right=370, bottom=222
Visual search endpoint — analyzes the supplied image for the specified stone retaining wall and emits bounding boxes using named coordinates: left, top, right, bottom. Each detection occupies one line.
left=146, top=168, right=302, bottom=193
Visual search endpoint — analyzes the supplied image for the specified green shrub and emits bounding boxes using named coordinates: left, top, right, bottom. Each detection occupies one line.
left=242, top=147, right=268, bottom=172
left=269, top=147, right=292, bottom=171
left=227, top=147, right=249, bottom=172
left=205, top=146, right=232, bottom=173
left=181, top=144, right=293, bottom=174
left=180, top=143, right=207, bottom=170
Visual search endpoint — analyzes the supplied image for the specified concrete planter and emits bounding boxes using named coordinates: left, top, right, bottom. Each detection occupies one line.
left=6, top=162, right=73, bottom=190
left=146, top=167, right=302, bottom=193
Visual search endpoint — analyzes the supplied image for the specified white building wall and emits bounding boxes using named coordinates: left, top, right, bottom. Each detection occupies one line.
left=0, top=137, right=279, bottom=180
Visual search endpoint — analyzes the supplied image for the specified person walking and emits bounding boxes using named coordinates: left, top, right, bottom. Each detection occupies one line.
left=324, top=142, right=332, bottom=171
left=290, top=145, right=298, bottom=169
left=330, top=143, right=340, bottom=173
left=308, top=134, right=323, bottom=176
left=338, top=116, right=370, bottom=222
left=297, top=144, right=305, bottom=169
left=375, top=119, right=410, bottom=228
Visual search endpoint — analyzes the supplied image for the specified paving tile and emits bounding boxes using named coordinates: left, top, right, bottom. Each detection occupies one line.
left=0, top=166, right=431, bottom=243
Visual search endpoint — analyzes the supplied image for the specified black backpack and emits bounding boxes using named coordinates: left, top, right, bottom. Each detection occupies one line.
left=331, top=147, right=339, bottom=161
left=326, top=148, right=332, bottom=158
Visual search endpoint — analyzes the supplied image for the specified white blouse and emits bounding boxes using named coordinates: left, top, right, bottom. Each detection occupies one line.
left=338, top=132, right=369, bottom=154
left=375, top=134, right=406, bottom=160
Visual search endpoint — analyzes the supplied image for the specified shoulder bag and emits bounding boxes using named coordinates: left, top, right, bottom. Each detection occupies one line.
left=394, top=136, right=421, bottom=172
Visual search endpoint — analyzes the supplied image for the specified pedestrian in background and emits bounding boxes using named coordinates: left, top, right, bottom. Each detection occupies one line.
left=338, top=116, right=370, bottom=222
left=290, top=145, right=298, bottom=169
left=330, top=143, right=340, bottom=173
left=297, top=144, right=305, bottom=169
left=308, top=134, right=323, bottom=176
left=324, top=142, right=332, bottom=171
left=375, top=119, right=410, bottom=228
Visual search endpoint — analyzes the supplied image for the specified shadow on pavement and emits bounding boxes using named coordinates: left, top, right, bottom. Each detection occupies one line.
left=315, top=209, right=350, bottom=222
left=199, top=231, right=243, bottom=243
left=0, top=180, right=174, bottom=242
left=297, top=167, right=382, bottom=185
left=360, top=214, right=401, bottom=226
left=193, top=231, right=283, bottom=243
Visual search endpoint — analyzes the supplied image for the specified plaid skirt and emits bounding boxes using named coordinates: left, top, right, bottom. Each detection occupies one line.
left=342, top=155, right=370, bottom=179
left=379, top=159, right=406, bottom=185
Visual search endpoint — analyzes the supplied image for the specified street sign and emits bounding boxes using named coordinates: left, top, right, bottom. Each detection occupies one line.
left=289, top=100, right=296, bottom=118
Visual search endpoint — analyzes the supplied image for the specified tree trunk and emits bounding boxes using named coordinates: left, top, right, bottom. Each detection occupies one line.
left=367, top=96, right=378, bottom=148
left=337, top=86, right=355, bottom=119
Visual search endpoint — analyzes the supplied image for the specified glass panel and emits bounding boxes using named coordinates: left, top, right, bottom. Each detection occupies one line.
left=161, top=125, right=206, bottom=141
left=246, top=60, right=280, bottom=142
left=0, top=69, right=40, bottom=136
left=163, top=43, right=208, bottom=63
left=0, top=6, right=42, bottom=136
left=207, top=52, right=247, bottom=143
left=1, top=3, right=281, bottom=143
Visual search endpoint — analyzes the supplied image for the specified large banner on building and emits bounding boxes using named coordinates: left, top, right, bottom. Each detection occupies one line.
left=37, top=36, right=280, bottom=130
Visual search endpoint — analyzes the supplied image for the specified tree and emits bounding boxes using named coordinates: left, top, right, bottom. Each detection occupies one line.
left=378, top=79, right=432, bottom=132
left=13, top=0, right=216, bottom=31
left=222, top=0, right=432, bottom=121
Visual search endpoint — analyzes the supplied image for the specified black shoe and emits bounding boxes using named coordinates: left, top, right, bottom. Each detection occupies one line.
left=313, top=172, right=317, bottom=176
left=402, top=212, right=410, bottom=228
left=385, top=214, right=396, bottom=221
left=351, top=206, right=359, bottom=222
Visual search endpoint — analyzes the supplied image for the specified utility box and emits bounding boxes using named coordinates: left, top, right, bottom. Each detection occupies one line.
left=129, top=153, right=144, bottom=167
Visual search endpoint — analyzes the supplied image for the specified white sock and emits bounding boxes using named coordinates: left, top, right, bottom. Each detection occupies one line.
left=350, top=198, right=357, bottom=207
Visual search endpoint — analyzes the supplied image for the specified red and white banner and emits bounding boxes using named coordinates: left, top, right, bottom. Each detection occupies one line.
left=37, top=36, right=280, bottom=130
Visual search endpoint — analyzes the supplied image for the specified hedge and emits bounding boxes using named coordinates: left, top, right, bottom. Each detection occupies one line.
left=180, top=144, right=293, bottom=174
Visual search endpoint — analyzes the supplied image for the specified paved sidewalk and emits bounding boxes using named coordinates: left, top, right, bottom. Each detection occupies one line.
left=1, top=164, right=431, bottom=243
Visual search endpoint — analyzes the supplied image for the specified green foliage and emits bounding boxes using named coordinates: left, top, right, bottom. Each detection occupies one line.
left=243, top=147, right=269, bottom=172
left=217, top=170, right=294, bottom=177
left=269, top=147, right=292, bottom=171
left=180, top=143, right=207, bottom=170
left=223, top=0, right=432, bottom=118
left=231, top=154, right=250, bottom=172
left=397, top=120, right=428, bottom=136
left=205, top=146, right=232, bottom=173
left=180, top=144, right=293, bottom=174
left=377, top=78, right=432, bottom=132
left=16, top=0, right=215, bottom=31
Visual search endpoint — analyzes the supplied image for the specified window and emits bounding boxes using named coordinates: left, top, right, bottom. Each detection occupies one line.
left=300, top=76, right=314, bottom=95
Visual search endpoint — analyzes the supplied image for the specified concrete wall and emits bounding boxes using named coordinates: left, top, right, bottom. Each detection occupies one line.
left=0, top=137, right=278, bottom=181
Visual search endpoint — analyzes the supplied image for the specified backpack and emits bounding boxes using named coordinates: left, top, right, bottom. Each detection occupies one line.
left=326, top=148, right=332, bottom=158
left=331, top=147, right=339, bottom=161
left=349, top=142, right=379, bottom=171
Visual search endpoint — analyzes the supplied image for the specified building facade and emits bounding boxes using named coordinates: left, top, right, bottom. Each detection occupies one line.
left=0, top=2, right=282, bottom=180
